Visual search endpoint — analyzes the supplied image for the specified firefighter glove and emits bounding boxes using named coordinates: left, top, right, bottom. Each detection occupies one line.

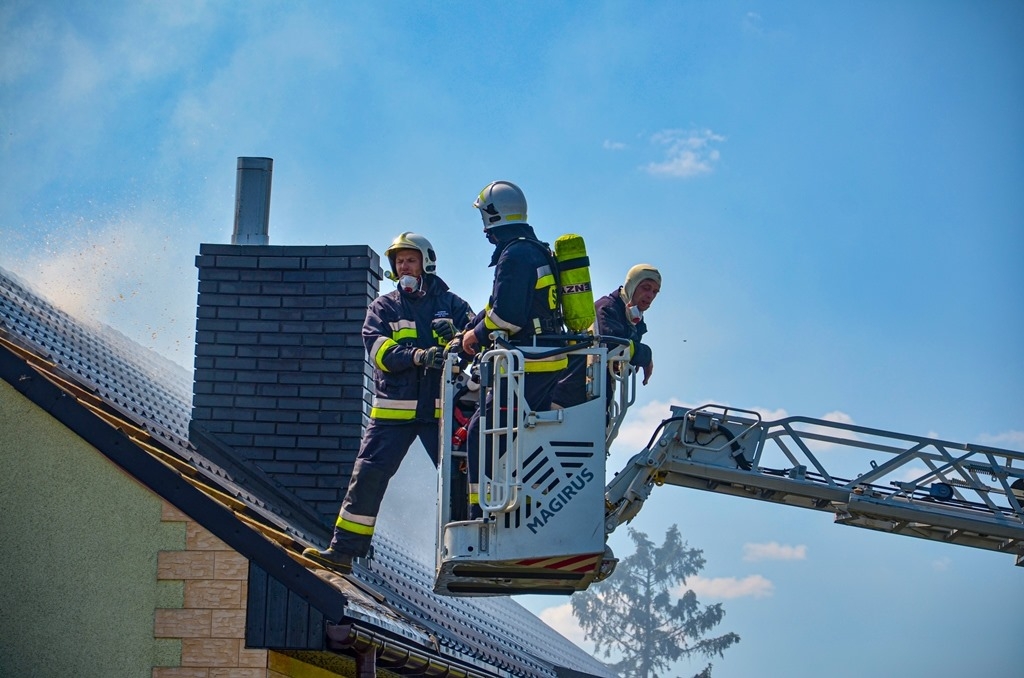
left=446, top=335, right=465, bottom=359
left=431, top=317, right=458, bottom=342
left=414, top=346, right=445, bottom=370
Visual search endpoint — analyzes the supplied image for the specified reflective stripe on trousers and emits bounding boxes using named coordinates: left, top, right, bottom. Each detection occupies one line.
left=330, top=419, right=440, bottom=556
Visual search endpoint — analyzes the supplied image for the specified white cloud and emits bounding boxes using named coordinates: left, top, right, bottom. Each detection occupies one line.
left=742, top=12, right=764, bottom=35
left=977, top=430, right=1024, bottom=452
left=537, top=602, right=592, bottom=650
left=608, top=396, right=691, bottom=464
left=755, top=406, right=789, bottom=422
left=608, top=398, right=802, bottom=465
left=892, top=465, right=931, bottom=484
left=603, top=139, right=627, bottom=151
left=608, top=399, right=869, bottom=473
left=682, top=574, right=774, bottom=600
left=644, top=128, right=725, bottom=178
left=743, top=542, right=807, bottom=562
left=764, top=409, right=860, bottom=456
left=821, top=410, right=854, bottom=426
left=812, top=410, right=861, bottom=449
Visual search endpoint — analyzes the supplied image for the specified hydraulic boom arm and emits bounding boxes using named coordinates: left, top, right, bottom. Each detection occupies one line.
left=605, top=404, right=1024, bottom=565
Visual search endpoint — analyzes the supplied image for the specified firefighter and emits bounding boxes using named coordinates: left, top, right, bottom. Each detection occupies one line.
left=613, top=263, right=661, bottom=386
left=303, top=232, right=473, bottom=573
left=457, top=180, right=568, bottom=515
left=551, top=263, right=662, bottom=410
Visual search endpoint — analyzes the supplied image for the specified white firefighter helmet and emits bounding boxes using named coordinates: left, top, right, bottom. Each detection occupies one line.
left=384, top=232, right=437, bottom=279
left=473, top=180, right=528, bottom=230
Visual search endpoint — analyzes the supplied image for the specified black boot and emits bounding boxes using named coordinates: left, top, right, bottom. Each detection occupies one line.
left=302, top=547, right=353, bottom=574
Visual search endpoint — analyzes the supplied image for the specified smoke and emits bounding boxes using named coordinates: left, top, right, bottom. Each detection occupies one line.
left=1, top=203, right=200, bottom=371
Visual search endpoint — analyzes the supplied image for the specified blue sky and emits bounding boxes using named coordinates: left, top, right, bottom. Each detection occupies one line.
left=2, top=2, right=1022, bottom=676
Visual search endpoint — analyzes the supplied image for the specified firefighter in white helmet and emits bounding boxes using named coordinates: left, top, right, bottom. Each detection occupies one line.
left=304, top=232, right=474, bottom=573
left=457, top=180, right=568, bottom=516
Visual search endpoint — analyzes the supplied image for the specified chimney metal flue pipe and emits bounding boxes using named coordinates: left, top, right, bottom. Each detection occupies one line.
left=232, top=157, right=273, bottom=245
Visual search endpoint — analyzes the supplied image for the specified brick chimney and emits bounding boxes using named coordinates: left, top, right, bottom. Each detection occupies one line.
left=189, top=158, right=381, bottom=523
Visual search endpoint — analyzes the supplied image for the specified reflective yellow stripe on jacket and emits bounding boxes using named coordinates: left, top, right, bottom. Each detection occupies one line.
left=370, top=397, right=417, bottom=420
left=371, top=336, right=398, bottom=371
left=536, top=266, right=552, bottom=294
left=524, top=354, right=568, bottom=372
left=484, top=305, right=520, bottom=334
left=391, top=319, right=417, bottom=342
left=369, top=397, right=443, bottom=420
left=372, top=320, right=419, bottom=371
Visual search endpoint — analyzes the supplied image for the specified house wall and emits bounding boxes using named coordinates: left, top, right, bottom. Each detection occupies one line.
left=0, top=379, right=364, bottom=678
left=154, top=501, right=269, bottom=677
left=0, top=379, right=182, bottom=676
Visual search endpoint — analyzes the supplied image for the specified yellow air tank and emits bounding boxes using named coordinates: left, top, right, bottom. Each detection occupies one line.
left=554, top=234, right=596, bottom=333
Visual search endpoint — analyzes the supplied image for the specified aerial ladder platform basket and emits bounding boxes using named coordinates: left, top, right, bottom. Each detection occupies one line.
left=434, top=337, right=1024, bottom=597
left=434, top=336, right=631, bottom=596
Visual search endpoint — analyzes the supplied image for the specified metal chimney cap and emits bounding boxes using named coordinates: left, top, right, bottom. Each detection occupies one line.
left=237, top=157, right=274, bottom=170
left=232, top=156, right=273, bottom=245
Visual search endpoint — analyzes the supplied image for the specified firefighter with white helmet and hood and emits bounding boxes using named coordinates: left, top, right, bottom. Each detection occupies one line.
left=551, top=263, right=662, bottom=410
left=304, top=232, right=473, bottom=573
left=614, top=263, right=661, bottom=384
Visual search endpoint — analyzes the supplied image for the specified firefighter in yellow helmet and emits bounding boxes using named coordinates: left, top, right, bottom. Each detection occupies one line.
left=303, top=232, right=473, bottom=573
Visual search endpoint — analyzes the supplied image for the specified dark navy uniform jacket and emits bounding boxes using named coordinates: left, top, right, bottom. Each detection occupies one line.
left=364, top=274, right=473, bottom=422
left=467, top=224, right=567, bottom=373
left=596, top=287, right=652, bottom=369
left=550, top=286, right=652, bottom=408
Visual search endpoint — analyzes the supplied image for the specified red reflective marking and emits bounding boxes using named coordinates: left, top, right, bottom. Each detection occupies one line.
left=512, top=553, right=602, bottom=571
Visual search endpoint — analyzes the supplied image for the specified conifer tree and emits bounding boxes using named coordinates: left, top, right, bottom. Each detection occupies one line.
left=572, top=525, right=740, bottom=678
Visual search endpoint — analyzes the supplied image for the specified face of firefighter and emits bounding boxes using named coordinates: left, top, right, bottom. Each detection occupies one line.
left=630, top=279, right=660, bottom=312
left=392, top=249, right=423, bottom=278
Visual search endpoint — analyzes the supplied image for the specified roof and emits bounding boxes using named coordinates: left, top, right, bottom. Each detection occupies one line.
left=0, top=266, right=613, bottom=678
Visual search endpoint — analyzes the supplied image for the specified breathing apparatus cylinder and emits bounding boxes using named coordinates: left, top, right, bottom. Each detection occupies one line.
left=553, top=234, right=596, bottom=333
